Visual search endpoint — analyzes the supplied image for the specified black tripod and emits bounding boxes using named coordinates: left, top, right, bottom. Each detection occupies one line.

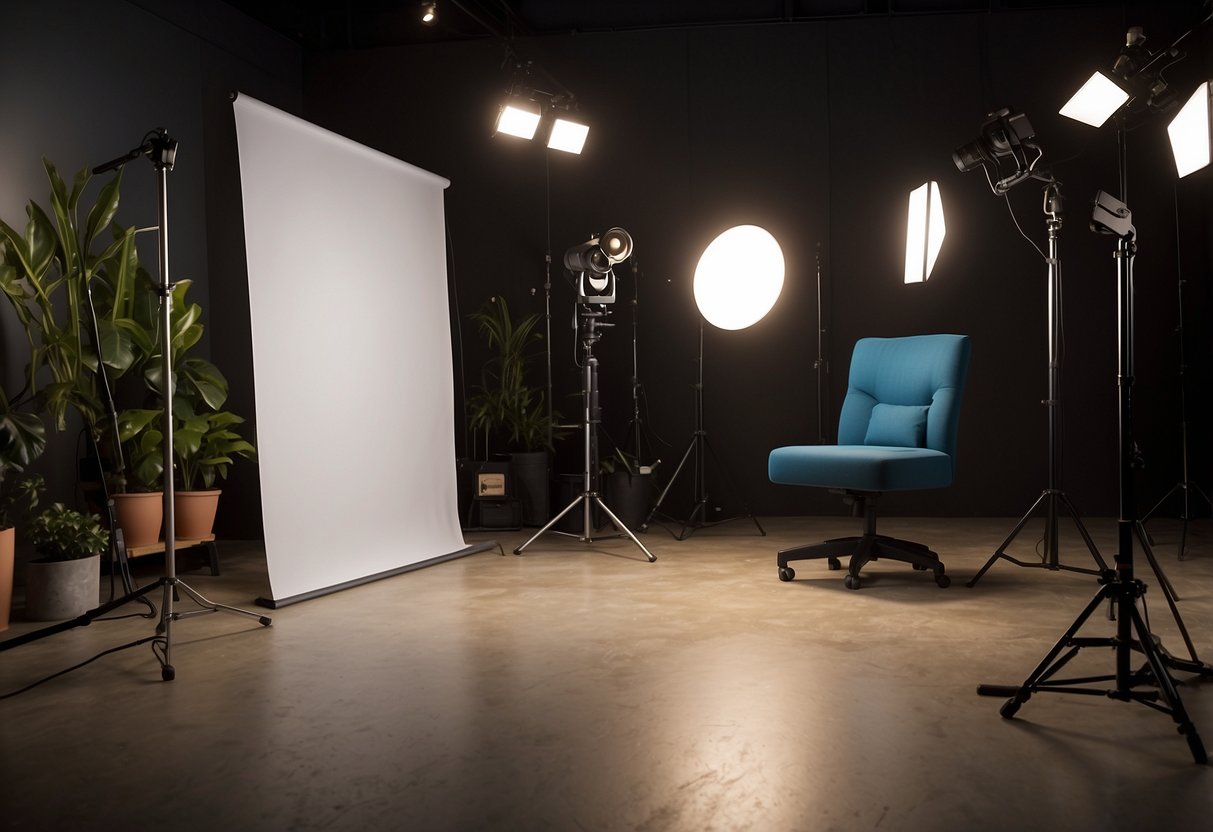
left=515, top=305, right=655, bottom=561
left=977, top=193, right=1209, bottom=764
left=968, top=180, right=1108, bottom=586
left=1140, top=188, right=1210, bottom=560
left=641, top=319, right=765, bottom=540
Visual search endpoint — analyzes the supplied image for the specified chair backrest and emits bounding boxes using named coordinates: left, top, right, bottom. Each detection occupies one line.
left=836, top=334, right=971, bottom=467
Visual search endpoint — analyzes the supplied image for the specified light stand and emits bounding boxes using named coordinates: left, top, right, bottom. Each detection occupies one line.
left=621, top=257, right=658, bottom=467
left=1139, top=188, right=1211, bottom=559
left=976, top=192, right=1209, bottom=764
left=1, top=131, right=271, bottom=672
left=813, top=243, right=828, bottom=445
left=514, top=303, right=656, bottom=561
left=967, top=179, right=1108, bottom=585
left=641, top=319, right=765, bottom=540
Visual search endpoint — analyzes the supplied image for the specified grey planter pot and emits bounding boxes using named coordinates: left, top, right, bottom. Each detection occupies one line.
left=24, top=553, right=101, bottom=621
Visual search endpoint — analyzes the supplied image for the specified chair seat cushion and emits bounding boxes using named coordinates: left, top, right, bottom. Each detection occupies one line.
left=768, top=445, right=954, bottom=492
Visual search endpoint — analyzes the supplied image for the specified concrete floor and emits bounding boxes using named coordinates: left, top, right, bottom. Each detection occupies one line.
left=2, top=516, right=1212, bottom=831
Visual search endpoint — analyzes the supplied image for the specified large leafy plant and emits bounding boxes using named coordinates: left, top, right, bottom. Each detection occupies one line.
left=0, top=160, right=135, bottom=431
left=467, top=297, right=559, bottom=454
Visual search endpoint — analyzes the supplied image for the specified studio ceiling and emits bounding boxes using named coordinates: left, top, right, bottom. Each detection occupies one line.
left=219, top=0, right=1134, bottom=50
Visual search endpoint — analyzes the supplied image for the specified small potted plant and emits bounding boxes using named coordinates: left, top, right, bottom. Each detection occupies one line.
left=111, top=407, right=165, bottom=547
left=172, top=402, right=256, bottom=539
left=24, top=502, right=107, bottom=621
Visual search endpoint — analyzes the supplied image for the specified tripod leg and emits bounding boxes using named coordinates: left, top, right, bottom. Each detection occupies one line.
left=515, top=495, right=585, bottom=555
left=595, top=496, right=657, bottom=562
left=979, top=587, right=1109, bottom=717
left=1134, top=522, right=1179, bottom=603
left=1057, top=492, right=1109, bottom=571
left=967, top=491, right=1051, bottom=587
left=1128, top=602, right=1207, bottom=764
left=642, top=434, right=696, bottom=531
left=700, top=434, right=765, bottom=536
left=173, top=581, right=273, bottom=625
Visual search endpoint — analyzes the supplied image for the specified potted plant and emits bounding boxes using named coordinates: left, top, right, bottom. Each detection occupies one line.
left=110, top=406, right=165, bottom=547
left=23, top=502, right=107, bottom=620
left=172, top=404, right=256, bottom=539
left=467, top=297, right=561, bottom=526
left=0, top=382, right=48, bottom=630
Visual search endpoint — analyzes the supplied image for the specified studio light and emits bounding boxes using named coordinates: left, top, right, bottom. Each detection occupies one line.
left=693, top=225, right=784, bottom=331
left=905, top=181, right=945, bottom=285
left=548, top=115, right=589, bottom=154
left=1168, top=81, right=1212, bottom=178
left=420, top=2, right=437, bottom=25
left=1059, top=71, right=1131, bottom=127
left=952, top=108, right=1041, bottom=193
left=565, top=227, right=633, bottom=304
left=494, top=96, right=541, bottom=141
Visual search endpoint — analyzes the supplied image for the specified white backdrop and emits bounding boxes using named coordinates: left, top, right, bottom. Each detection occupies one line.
left=233, top=94, right=469, bottom=604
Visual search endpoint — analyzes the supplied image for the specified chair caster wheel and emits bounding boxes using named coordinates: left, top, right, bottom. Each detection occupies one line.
left=778, top=566, right=795, bottom=582
left=827, top=557, right=841, bottom=571
left=935, top=573, right=951, bottom=588
left=844, top=574, right=861, bottom=590
left=1000, top=697, right=1021, bottom=719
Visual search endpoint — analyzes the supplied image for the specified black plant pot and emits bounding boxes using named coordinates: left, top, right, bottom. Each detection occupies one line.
left=510, top=451, right=551, bottom=527
left=605, top=471, right=653, bottom=532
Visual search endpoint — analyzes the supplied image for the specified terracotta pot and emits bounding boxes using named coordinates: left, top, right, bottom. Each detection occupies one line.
left=113, top=492, right=163, bottom=547
left=24, top=553, right=101, bottom=621
left=174, top=490, right=221, bottom=539
left=0, top=526, right=14, bottom=631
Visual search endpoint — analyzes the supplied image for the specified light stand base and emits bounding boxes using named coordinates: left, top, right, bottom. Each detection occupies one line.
left=1142, top=481, right=1212, bottom=561
left=967, top=489, right=1107, bottom=586
left=514, top=491, right=656, bottom=561
left=644, top=429, right=765, bottom=541
left=977, top=574, right=1207, bottom=764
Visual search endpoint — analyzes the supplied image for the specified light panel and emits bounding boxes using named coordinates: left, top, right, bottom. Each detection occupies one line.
left=495, top=101, right=541, bottom=140
left=548, top=117, right=589, bottom=154
left=1168, top=81, right=1212, bottom=178
left=1059, top=71, right=1131, bottom=128
left=693, top=225, right=784, bottom=330
left=905, top=181, right=945, bottom=284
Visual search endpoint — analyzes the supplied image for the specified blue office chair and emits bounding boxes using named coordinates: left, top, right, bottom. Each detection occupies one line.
left=769, top=334, right=971, bottom=590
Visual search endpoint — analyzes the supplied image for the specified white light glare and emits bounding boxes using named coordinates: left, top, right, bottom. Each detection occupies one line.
left=1168, top=81, right=1212, bottom=178
left=495, top=103, right=540, bottom=140
left=1059, top=71, right=1131, bottom=128
left=693, top=225, right=784, bottom=330
left=548, top=118, right=589, bottom=154
left=905, top=181, right=945, bottom=285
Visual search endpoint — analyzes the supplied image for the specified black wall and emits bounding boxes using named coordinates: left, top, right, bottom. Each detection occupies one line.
left=303, top=4, right=1213, bottom=519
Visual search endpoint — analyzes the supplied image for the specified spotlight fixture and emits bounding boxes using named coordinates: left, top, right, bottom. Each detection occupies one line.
left=693, top=225, right=784, bottom=331
left=420, top=1, right=436, bottom=25
left=905, top=181, right=945, bottom=285
left=952, top=108, right=1042, bottom=193
left=1059, top=71, right=1132, bottom=128
left=494, top=95, right=541, bottom=141
left=566, top=227, right=633, bottom=304
left=1168, top=81, right=1212, bottom=178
